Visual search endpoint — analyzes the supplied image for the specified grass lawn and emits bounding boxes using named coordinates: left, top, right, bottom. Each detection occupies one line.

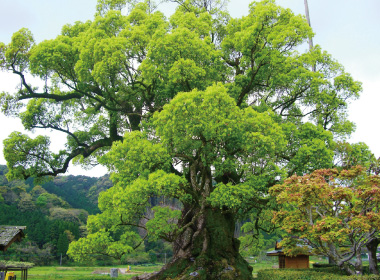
left=13, top=259, right=322, bottom=279
left=8, top=264, right=163, bottom=280
left=6, top=260, right=273, bottom=279
left=4, top=256, right=356, bottom=279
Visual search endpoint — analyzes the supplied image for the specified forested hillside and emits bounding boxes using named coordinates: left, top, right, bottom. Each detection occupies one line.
left=0, top=165, right=112, bottom=214
left=0, top=165, right=112, bottom=264
left=26, top=173, right=112, bottom=214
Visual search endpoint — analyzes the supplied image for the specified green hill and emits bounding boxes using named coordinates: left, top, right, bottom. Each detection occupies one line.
left=0, top=165, right=112, bottom=265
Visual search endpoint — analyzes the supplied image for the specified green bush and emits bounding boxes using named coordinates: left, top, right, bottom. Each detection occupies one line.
left=256, top=269, right=380, bottom=280
left=312, top=263, right=338, bottom=268
left=312, top=265, right=347, bottom=275
left=121, top=252, right=150, bottom=265
left=346, top=276, right=380, bottom=280
left=257, top=269, right=342, bottom=280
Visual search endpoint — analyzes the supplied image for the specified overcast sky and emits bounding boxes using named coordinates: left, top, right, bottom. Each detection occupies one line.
left=0, top=0, right=379, bottom=177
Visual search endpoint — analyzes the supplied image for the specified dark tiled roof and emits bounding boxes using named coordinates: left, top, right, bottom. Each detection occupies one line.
left=266, top=249, right=283, bottom=256
left=0, top=226, right=26, bottom=250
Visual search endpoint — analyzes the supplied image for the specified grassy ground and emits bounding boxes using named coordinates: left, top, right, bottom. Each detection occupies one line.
left=4, top=256, right=358, bottom=279
left=5, top=261, right=273, bottom=279
left=7, top=264, right=163, bottom=280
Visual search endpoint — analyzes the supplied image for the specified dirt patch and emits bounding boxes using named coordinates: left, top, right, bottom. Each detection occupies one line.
left=92, top=270, right=109, bottom=275
left=92, top=269, right=139, bottom=275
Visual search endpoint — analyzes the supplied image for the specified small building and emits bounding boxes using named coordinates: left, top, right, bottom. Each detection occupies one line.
left=266, top=240, right=310, bottom=269
left=0, top=226, right=26, bottom=252
left=0, top=226, right=31, bottom=280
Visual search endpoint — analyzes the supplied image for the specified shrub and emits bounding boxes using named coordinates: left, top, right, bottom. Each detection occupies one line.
left=256, top=269, right=380, bottom=280
left=121, top=252, right=150, bottom=265
left=312, top=263, right=337, bottom=268
left=257, top=269, right=341, bottom=280
left=312, top=265, right=348, bottom=275
left=347, top=276, right=380, bottom=280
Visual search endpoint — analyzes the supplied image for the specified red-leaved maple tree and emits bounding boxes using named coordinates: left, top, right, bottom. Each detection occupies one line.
left=270, top=166, right=380, bottom=275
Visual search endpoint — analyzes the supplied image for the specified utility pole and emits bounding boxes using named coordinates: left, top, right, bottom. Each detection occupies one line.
left=304, top=0, right=316, bottom=71
left=304, top=0, right=313, bottom=50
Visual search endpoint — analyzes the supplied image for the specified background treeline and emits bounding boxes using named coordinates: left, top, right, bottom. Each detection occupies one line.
left=0, top=165, right=174, bottom=265
left=0, top=165, right=108, bottom=265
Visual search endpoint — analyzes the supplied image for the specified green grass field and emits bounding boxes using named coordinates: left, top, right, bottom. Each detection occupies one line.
left=1, top=256, right=341, bottom=279
left=6, top=264, right=162, bottom=280
left=5, top=261, right=269, bottom=279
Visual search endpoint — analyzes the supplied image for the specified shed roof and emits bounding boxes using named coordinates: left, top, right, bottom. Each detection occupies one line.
left=266, top=249, right=283, bottom=256
left=266, top=238, right=312, bottom=257
left=0, top=226, right=26, bottom=251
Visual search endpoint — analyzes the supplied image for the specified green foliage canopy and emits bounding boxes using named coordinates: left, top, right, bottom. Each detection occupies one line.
left=0, top=0, right=361, bottom=181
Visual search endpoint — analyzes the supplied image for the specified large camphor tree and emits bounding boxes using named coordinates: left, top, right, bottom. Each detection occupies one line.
left=0, top=0, right=362, bottom=279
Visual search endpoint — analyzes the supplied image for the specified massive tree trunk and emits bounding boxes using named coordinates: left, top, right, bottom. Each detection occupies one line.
left=133, top=206, right=253, bottom=280
left=366, top=238, right=380, bottom=275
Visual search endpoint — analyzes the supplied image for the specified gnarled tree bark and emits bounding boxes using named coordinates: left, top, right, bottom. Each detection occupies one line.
left=133, top=206, right=253, bottom=280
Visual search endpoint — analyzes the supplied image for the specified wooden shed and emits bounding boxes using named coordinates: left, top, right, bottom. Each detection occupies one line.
left=0, top=226, right=26, bottom=252
left=266, top=240, right=310, bottom=269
